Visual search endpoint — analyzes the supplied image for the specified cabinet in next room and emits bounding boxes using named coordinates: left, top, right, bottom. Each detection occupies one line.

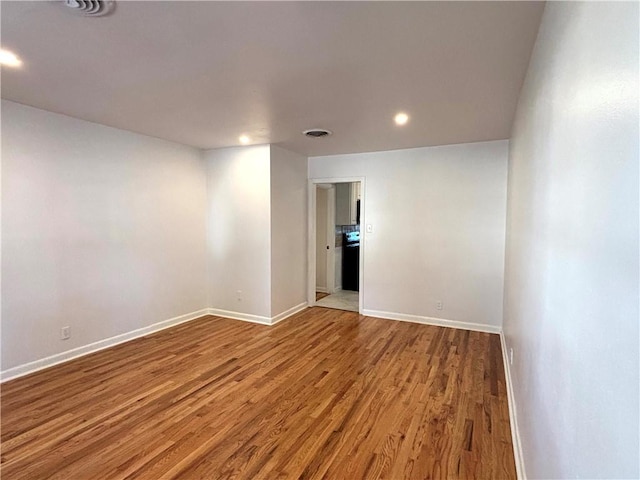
left=335, top=182, right=361, bottom=226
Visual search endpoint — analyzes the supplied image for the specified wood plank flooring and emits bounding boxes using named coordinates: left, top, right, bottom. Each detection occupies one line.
left=1, top=308, right=516, bottom=479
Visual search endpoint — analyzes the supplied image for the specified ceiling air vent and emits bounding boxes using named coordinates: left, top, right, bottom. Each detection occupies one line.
left=63, top=0, right=114, bottom=17
left=303, top=128, right=332, bottom=138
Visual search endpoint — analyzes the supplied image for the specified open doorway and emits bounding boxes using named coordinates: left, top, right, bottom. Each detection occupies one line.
left=308, top=179, right=364, bottom=313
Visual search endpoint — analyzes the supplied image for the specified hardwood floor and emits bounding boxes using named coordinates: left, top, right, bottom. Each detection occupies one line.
left=316, top=292, right=329, bottom=301
left=1, top=308, right=516, bottom=479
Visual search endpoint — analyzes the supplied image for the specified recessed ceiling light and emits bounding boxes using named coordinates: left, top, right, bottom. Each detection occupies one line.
left=0, top=49, right=22, bottom=67
left=239, top=135, right=250, bottom=145
left=394, top=112, right=409, bottom=126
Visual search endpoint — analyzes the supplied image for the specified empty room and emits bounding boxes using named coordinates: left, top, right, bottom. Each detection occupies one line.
left=1, top=1, right=638, bottom=479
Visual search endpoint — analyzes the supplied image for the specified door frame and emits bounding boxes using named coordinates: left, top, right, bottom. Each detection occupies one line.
left=314, top=184, right=335, bottom=294
left=308, top=177, right=365, bottom=314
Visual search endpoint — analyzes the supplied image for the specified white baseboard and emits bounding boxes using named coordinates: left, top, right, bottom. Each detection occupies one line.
left=500, top=332, right=526, bottom=480
left=0, top=308, right=210, bottom=383
left=1, top=303, right=310, bottom=384
left=207, top=302, right=308, bottom=326
left=361, top=309, right=501, bottom=334
left=270, top=302, right=308, bottom=325
left=206, top=308, right=271, bottom=325
left=316, top=287, right=328, bottom=294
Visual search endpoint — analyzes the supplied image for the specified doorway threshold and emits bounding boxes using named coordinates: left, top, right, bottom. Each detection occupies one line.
left=315, top=290, right=359, bottom=312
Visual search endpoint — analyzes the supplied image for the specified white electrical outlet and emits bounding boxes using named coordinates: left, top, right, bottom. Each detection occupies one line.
left=509, top=348, right=514, bottom=365
left=236, top=290, right=242, bottom=302
left=61, top=326, right=71, bottom=340
left=436, top=301, right=443, bottom=310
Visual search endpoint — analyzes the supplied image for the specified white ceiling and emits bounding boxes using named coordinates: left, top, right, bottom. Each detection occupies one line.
left=1, top=1, right=544, bottom=156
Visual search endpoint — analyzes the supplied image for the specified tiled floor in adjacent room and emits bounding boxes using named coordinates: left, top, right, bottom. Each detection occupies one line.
left=315, top=289, right=359, bottom=312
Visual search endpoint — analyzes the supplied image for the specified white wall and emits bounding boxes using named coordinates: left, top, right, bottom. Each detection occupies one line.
left=2, top=106, right=307, bottom=375
left=309, top=140, right=508, bottom=329
left=2, top=100, right=208, bottom=372
left=205, top=144, right=307, bottom=321
left=270, top=145, right=307, bottom=317
left=205, top=145, right=272, bottom=318
left=503, top=3, right=639, bottom=478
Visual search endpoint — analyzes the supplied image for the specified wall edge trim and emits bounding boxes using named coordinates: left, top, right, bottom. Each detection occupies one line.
left=500, top=332, right=527, bottom=480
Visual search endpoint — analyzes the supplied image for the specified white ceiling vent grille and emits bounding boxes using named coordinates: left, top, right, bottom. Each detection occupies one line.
left=63, top=0, right=114, bottom=17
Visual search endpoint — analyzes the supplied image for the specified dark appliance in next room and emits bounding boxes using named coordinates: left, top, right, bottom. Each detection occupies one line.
left=342, top=231, right=360, bottom=291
